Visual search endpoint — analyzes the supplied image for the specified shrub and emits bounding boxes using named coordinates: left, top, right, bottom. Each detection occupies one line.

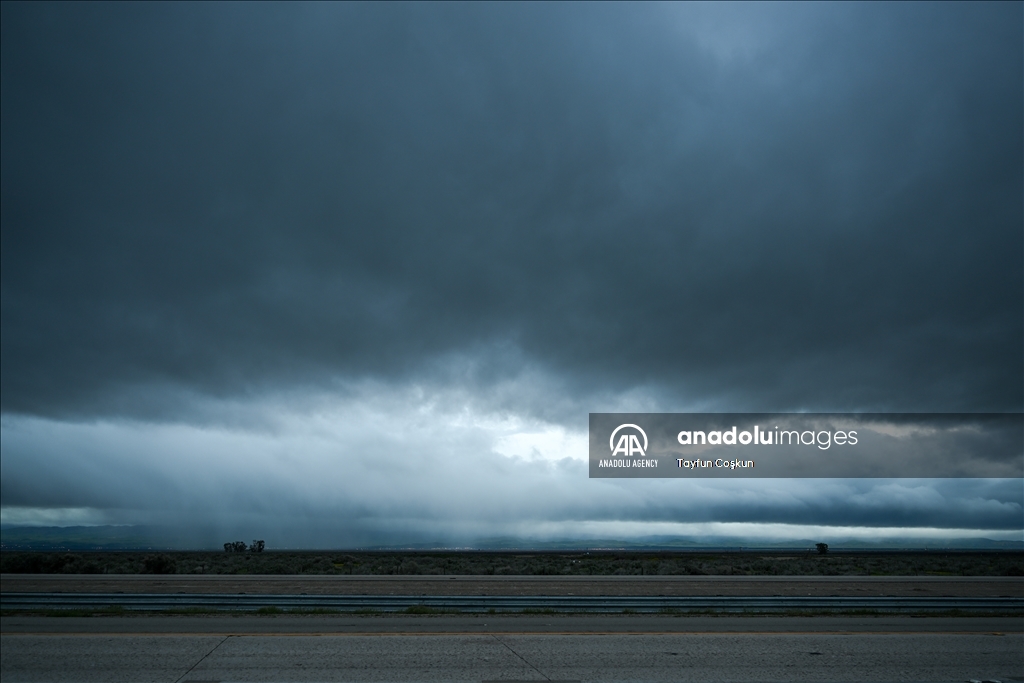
left=142, top=554, right=176, bottom=574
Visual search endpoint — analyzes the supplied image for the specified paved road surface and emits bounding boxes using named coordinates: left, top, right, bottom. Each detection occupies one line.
left=4, top=613, right=1022, bottom=634
left=3, top=615, right=1022, bottom=682
left=6, top=592, right=1020, bottom=613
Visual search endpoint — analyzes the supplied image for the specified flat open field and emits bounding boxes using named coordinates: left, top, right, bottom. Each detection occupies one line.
left=2, top=550, right=1022, bottom=577
left=2, top=573, right=1021, bottom=598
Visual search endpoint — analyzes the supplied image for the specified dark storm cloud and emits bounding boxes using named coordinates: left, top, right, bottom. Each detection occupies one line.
left=2, top=2, right=1022, bottom=419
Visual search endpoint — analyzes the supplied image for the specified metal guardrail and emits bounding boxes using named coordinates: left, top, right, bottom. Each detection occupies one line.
left=2, top=593, right=1022, bottom=612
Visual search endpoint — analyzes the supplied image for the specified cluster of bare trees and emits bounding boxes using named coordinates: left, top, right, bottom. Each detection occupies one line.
left=223, top=540, right=265, bottom=553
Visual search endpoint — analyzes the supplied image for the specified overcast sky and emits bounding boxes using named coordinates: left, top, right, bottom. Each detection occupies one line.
left=2, top=2, right=1021, bottom=547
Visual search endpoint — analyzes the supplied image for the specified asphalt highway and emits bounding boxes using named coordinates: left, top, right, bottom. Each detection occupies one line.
left=3, top=615, right=1022, bottom=682
left=3, top=576, right=1022, bottom=681
left=4, top=613, right=1022, bottom=634
left=5, top=591, right=1021, bottom=612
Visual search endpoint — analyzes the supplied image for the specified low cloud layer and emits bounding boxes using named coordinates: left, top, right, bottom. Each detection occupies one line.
left=2, top=392, right=1021, bottom=547
left=1, top=3, right=1021, bottom=545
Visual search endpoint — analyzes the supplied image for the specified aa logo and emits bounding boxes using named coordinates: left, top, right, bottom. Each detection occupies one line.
left=610, top=424, right=648, bottom=457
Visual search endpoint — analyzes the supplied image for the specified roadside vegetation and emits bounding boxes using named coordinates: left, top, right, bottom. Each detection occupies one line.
left=1, top=550, right=1021, bottom=576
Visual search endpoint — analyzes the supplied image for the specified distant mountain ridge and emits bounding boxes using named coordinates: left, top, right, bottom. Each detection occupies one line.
left=0, top=525, right=166, bottom=551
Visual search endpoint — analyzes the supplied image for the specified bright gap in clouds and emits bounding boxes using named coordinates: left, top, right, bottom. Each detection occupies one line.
left=491, top=423, right=587, bottom=463
left=1, top=383, right=1021, bottom=548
